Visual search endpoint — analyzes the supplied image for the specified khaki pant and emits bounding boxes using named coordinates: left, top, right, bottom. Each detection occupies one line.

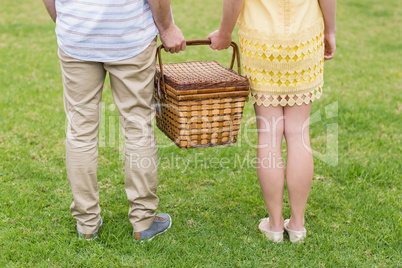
left=58, top=40, right=158, bottom=234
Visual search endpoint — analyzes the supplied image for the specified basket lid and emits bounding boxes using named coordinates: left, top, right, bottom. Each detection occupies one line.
left=156, top=61, right=249, bottom=93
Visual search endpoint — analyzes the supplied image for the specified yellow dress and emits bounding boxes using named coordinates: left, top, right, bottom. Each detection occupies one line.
left=237, top=0, right=325, bottom=107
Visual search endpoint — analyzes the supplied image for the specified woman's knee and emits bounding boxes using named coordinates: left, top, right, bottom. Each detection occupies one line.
left=257, top=120, right=284, bottom=149
left=284, top=122, right=307, bottom=143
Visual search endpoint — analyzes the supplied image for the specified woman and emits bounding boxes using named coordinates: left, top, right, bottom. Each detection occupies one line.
left=208, top=0, right=336, bottom=243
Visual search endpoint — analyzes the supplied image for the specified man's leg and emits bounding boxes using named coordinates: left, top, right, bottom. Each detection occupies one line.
left=59, top=49, right=106, bottom=234
left=104, top=39, right=159, bottom=232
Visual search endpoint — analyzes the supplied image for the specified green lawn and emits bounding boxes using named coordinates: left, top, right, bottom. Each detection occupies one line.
left=0, top=0, right=401, bottom=267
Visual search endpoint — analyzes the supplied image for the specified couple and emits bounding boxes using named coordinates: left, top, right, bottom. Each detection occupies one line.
left=43, top=0, right=335, bottom=243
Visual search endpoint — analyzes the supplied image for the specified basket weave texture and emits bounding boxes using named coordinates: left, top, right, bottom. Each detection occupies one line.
left=160, top=60, right=249, bottom=92
left=154, top=41, right=250, bottom=148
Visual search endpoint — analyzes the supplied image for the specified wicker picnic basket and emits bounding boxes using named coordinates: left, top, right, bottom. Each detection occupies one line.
left=154, top=39, right=250, bottom=148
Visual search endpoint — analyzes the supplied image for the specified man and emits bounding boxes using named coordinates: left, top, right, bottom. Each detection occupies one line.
left=43, top=0, right=186, bottom=241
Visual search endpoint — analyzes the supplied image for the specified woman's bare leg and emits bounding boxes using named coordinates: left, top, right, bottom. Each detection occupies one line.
left=254, top=103, right=285, bottom=232
left=284, top=103, right=313, bottom=231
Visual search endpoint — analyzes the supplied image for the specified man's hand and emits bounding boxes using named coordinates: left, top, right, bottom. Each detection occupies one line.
left=207, top=30, right=232, bottom=50
left=159, top=24, right=186, bottom=53
left=147, top=0, right=186, bottom=54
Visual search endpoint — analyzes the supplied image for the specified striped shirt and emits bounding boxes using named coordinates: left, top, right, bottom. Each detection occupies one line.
left=55, top=0, right=158, bottom=62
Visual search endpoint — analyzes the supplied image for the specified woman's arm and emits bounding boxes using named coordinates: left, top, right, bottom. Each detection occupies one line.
left=43, top=0, right=56, bottom=22
left=318, top=0, right=336, bottom=60
left=207, top=0, right=245, bottom=50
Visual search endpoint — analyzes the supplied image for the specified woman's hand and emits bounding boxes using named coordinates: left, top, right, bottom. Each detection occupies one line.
left=323, top=32, right=336, bottom=60
left=318, top=0, right=336, bottom=60
left=207, top=30, right=232, bottom=50
left=207, top=0, right=245, bottom=50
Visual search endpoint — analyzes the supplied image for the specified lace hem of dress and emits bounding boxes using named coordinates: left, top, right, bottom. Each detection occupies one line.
left=250, top=84, right=323, bottom=107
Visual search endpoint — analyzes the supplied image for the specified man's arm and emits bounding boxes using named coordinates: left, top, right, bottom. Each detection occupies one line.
left=43, top=0, right=56, bottom=22
left=318, top=0, right=336, bottom=60
left=147, top=0, right=186, bottom=53
left=207, top=0, right=245, bottom=50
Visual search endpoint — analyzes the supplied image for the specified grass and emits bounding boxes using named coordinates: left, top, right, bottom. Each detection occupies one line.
left=0, top=0, right=401, bottom=267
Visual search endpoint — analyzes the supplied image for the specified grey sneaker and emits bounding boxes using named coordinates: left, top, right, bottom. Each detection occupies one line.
left=133, top=213, right=172, bottom=241
left=77, top=218, right=103, bottom=240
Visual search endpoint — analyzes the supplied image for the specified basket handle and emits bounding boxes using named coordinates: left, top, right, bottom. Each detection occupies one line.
left=156, top=39, right=242, bottom=91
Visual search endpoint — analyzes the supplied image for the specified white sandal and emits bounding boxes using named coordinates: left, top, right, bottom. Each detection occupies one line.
left=284, top=219, right=306, bottom=243
left=258, top=218, right=284, bottom=243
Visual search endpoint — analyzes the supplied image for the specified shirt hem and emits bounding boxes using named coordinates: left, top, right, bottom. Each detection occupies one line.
left=57, top=36, right=157, bottom=63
